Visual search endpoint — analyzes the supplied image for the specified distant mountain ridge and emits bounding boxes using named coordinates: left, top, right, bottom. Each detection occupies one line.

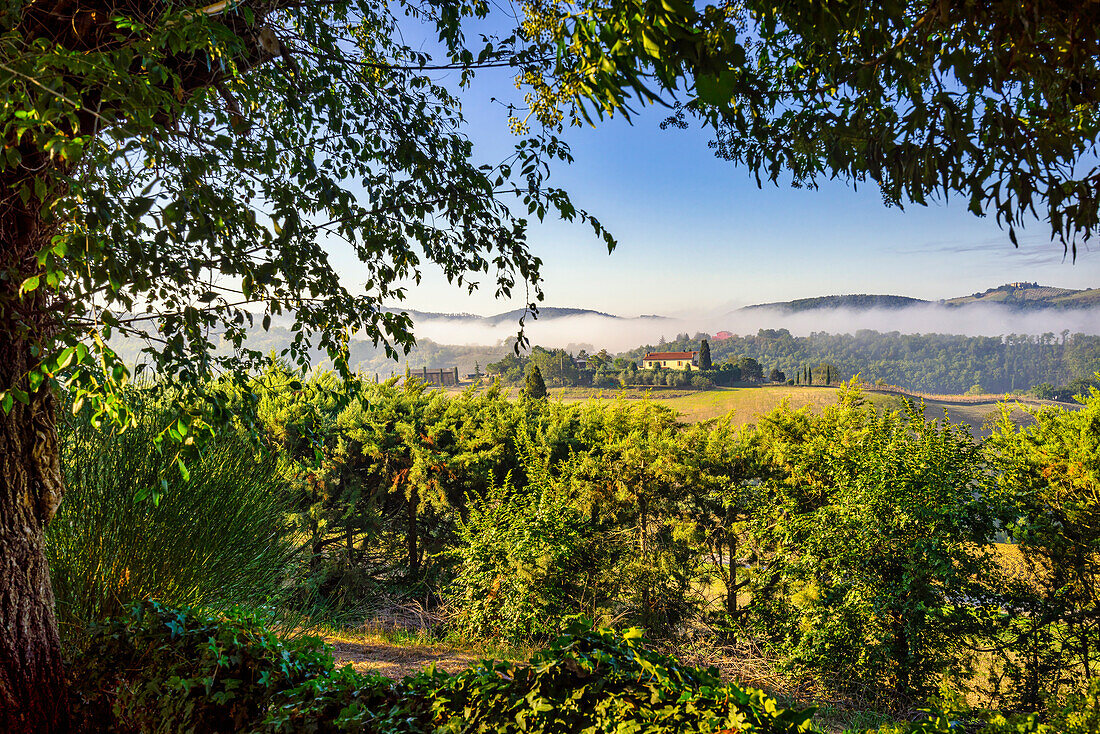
left=385, top=305, right=624, bottom=325
left=742, top=284, right=1100, bottom=313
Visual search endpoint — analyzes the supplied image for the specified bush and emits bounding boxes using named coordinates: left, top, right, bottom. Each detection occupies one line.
left=448, top=445, right=613, bottom=642
left=691, top=374, right=713, bottom=389
left=873, top=680, right=1100, bottom=733
left=48, top=407, right=296, bottom=642
left=70, top=602, right=817, bottom=734
left=431, top=624, right=815, bottom=734
left=593, top=370, right=618, bottom=388
left=69, top=601, right=339, bottom=732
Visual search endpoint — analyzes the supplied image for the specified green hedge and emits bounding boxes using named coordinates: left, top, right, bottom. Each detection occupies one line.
left=69, top=602, right=815, bottom=733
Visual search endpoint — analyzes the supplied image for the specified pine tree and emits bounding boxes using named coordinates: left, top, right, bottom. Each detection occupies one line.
left=699, top=339, right=712, bottom=370
left=524, top=365, right=548, bottom=399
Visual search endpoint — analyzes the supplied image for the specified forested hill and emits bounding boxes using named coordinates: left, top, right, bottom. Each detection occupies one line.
left=744, top=283, right=1100, bottom=312
left=385, top=306, right=624, bottom=324
left=623, top=329, right=1100, bottom=395
left=742, top=294, right=929, bottom=312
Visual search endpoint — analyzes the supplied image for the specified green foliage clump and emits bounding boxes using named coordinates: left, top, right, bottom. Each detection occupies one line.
left=983, top=385, right=1100, bottom=707
left=69, top=602, right=338, bottom=732
left=449, top=443, right=611, bottom=641
left=70, top=603, right=816, bottom=734
left=433, top=624, right=815, bottom=734
left=745, top=386, right=997, bottom=703
left=47, top=405, right=295, bottom=641
left=872, top=680, right=1100, bottom=733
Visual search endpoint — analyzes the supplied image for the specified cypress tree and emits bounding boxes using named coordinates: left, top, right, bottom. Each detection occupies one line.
left=524, top=365, right=548, bottom=399
left=699, top=339, right=712, bottom=370
left=826, top=365, right=831, bottom=385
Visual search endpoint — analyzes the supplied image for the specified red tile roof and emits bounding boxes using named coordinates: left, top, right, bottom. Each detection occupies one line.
left=643, top=351, right=697, bottom=360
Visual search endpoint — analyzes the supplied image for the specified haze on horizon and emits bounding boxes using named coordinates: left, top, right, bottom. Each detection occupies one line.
left=321, top=40, right=1100, bottom=329
left=373, top=301, right=1100, bottom=355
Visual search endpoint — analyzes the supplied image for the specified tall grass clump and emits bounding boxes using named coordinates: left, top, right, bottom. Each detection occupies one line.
left=47, top=406, right=298, bottom=642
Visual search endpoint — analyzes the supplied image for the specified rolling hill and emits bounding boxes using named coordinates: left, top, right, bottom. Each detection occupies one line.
left=742, top=294, right=929, bottom=312
left=741, top=283, right=1100, bottom=312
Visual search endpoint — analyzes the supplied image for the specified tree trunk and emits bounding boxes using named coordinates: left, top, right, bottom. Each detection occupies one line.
left=638, top=494, right=649, bottom=615
left=407, top=484, right=419, bottom=580
left=892, top=611, right=911, bottom=704
left=0, top=387, right=68, bottom=732
left=0, top=176, right=70, bottom=730
left=725, top=526, right=737, bottom=619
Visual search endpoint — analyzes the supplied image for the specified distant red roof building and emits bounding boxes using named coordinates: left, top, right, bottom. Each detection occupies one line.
left=643, top=351, right=698, bottom=370
left=714, top=331, right=733, bottom=340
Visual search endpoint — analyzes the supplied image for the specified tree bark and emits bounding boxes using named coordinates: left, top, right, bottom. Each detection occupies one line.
left=0, top=385, right=68, bottom=732
left=406, top=484, right=419, bottom=580
left=0, top=197, right=69, bottom=730
left=725, top=526, right=737, bottom=619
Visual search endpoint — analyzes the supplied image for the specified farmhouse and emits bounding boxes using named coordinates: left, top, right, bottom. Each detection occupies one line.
left=642, top=351, right=698, bottom=370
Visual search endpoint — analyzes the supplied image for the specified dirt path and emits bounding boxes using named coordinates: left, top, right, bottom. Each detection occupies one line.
left=326, top=635, right=486, bottom=679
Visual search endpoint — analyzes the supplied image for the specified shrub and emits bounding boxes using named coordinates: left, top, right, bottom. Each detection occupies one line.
left=448, top=445, right=613, bottom=642
left=594, top=371, right=618, bottom=388
left=873, top=679, right=1100, bottom=733
left=429, top=624, right=816, bottom=734
left=48, top=407, right=297, bottom=642
left=746, top=395, right=997, bottom=703
left=69, top=602, right=339, bottom=732
left=691, top=374, right=713, bottom=389
left=70, top=602, right=817, bottom=734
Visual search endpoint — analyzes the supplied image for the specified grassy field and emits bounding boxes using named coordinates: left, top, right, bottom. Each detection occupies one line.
left=528, top=384, right=1038, bottom=435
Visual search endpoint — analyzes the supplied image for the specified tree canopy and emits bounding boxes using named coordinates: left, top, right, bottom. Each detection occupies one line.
left=521, top=0, right=1100, bottom=255
left=1, top=0, right=617, bottom=425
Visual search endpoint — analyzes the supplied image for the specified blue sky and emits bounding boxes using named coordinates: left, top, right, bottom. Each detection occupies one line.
left=340, top=34, right=1100, bottom=319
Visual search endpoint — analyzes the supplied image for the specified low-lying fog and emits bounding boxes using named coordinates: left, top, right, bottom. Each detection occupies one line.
left=394, top=303, right=1100, bottom=353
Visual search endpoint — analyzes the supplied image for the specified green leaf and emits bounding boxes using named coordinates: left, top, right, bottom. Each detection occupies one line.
left=20, top=275, right=40, bottom=294
left=176, top=456, right=191, bottom=482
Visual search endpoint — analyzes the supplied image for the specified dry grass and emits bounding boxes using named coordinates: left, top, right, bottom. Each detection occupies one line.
left=324, top=629, right=486, bottom=678
left=449, top=382, right=1043, bottom=436
left=319, top=602, right=530, bottom=678
left=542, top=384, right=1034, bottom=435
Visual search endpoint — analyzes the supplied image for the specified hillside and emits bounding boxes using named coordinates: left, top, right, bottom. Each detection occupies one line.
left=744, top=283, right=1100, bottom=312
left=537, top=384, right=1042, bottom=436
left=742, top=294, right=929, bottom=312
left=944, top=282, right=1100, bottom=308
left=386, top=305, right=623, bottom=325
